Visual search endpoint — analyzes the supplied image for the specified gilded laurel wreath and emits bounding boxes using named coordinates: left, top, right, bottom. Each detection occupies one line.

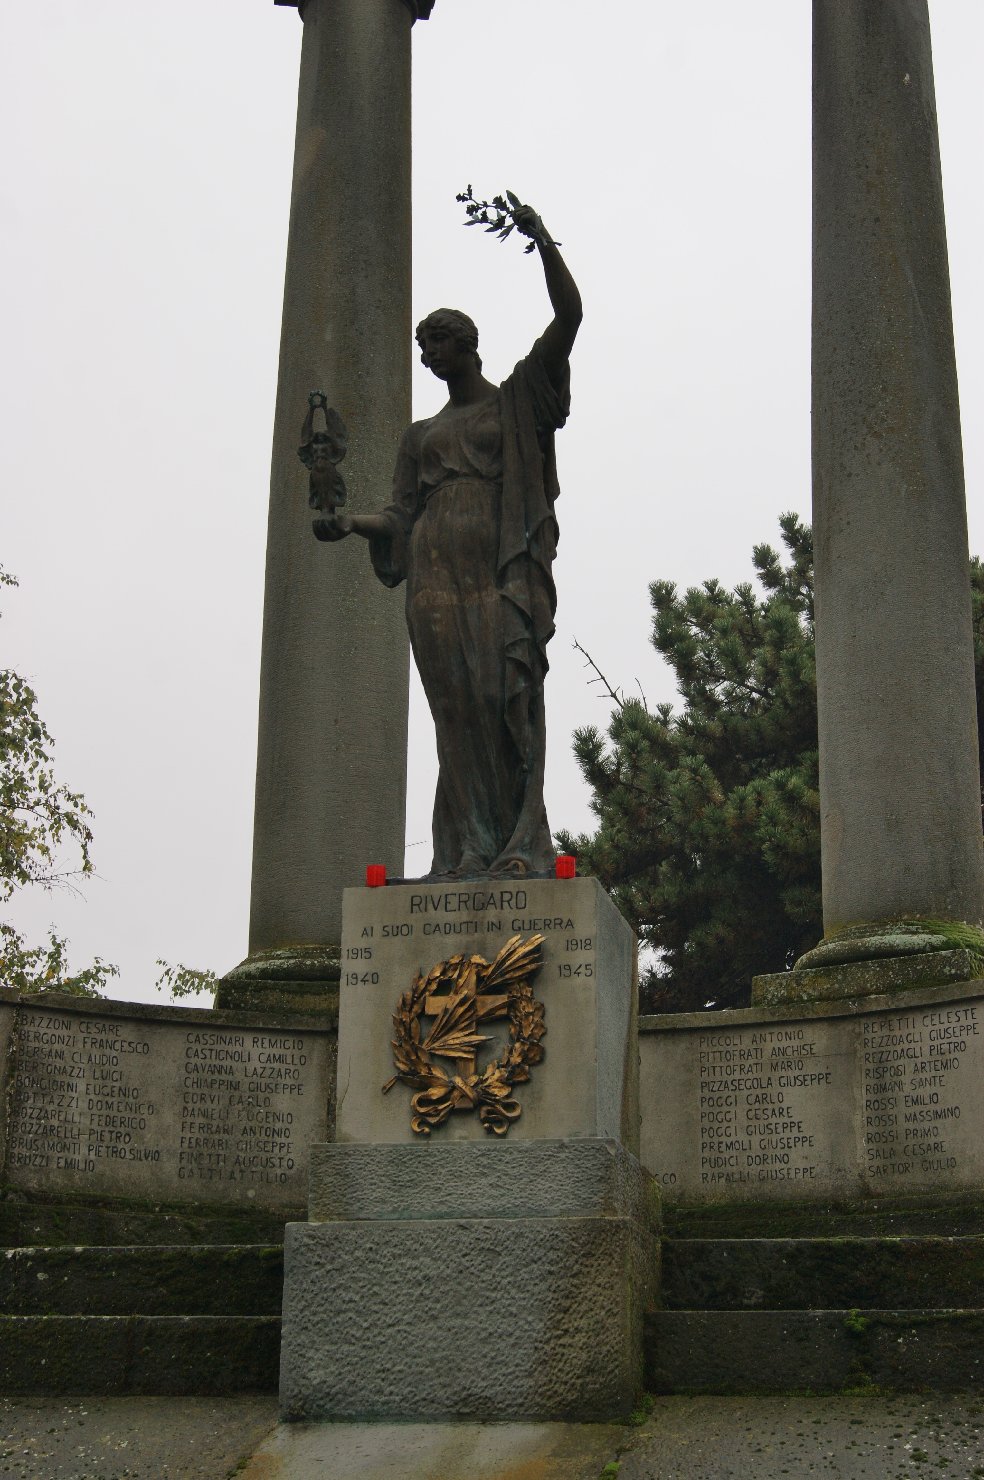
left=382, top=934, right=546, bottom=1136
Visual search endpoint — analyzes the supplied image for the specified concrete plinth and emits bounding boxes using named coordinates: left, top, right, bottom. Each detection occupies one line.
left=279, top=1140, right=658, bottom=1422
left=307, top=1137, right=659, bottom=1223
left=215, top=944, right=340, bottom=1016
left=278, top=886, right=653, bottom=1422
left=335, top=878, right=639, bottom=1151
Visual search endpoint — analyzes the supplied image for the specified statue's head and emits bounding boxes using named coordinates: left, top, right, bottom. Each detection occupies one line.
left=415, top=308, right=482, bottom=378
left=309, top=431, right=334, bottom=468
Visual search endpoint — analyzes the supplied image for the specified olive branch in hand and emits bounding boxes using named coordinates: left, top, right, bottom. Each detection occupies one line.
left=456, top=186, right=560, bottom=254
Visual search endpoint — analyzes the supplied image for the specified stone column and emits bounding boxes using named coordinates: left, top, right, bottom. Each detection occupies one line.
left=218, top=0, right=432, bottom=1012
left=757, top=1, right=984, bottom=1005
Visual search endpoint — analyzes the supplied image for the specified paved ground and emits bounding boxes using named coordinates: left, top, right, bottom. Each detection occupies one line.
left=238, top=1418, right=625, bottom=1479
left=0, top=1396, right=278, bottom=1479
left=4, top=1395, right=984, bottom=1479
left=616, top=1396, right=984, bottom=1479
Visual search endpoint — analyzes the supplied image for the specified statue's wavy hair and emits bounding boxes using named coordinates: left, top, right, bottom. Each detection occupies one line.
left=415, top=308, right=482, bottom=372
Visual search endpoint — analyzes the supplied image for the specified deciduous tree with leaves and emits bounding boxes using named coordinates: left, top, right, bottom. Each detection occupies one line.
left=560, top=515, right=984, bottom=1014
left=0, top=569, right=118, bottom=996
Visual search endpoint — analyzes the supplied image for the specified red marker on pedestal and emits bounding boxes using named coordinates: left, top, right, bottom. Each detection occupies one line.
left=555, top=854, right=576, bottom=880
left=365, top=865, right=387, bottom=888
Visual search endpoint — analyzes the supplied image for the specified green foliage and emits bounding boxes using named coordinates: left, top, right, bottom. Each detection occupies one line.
left=155, top=960, right=217, bottom=999
left=0, top=572, right=95, bottom=902
left=0, top=568, right=114, bottom=996
left=0, top=924, right=116, bottom=998
left=559, top=515, right=821, bottom=1012
left=626, top=1392, right=655, bottom=1426
left=843, top=1308, right=869, bottom=1335
left=562, top=519, right=984, bottom=1013
left=456, top=185, right=560, bottom=254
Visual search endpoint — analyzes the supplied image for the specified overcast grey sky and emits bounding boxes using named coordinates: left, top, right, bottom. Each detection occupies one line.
left=1, top=2, right=981, bottom=1003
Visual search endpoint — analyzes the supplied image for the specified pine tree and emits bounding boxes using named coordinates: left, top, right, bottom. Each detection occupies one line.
left=560, top=514, right=984, bottom=1015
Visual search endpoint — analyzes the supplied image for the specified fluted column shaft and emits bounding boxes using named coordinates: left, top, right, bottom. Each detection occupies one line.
left=248, top=0, right=412, bottom=959
left=811, top=1, right=984, bottom=949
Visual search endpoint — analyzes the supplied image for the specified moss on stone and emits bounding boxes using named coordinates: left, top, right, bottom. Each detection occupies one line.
left=0, top=1187, right=297, bottom=1249
left=664, top=1198, right=984, bottom=1241
left=212, top=980, right=340, bottom=1019
left=889, top=919, right=984, bottom=953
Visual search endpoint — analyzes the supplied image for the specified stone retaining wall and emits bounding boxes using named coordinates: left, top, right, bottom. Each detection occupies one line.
left=0, top=990, right=336, bottom=1210
left=10, top=975, right=984, bottom=1215
left=640, top=979, right=984, bottom=1205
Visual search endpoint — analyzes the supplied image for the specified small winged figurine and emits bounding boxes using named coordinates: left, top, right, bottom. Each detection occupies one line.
left=299, top=391, right=348, bottom=536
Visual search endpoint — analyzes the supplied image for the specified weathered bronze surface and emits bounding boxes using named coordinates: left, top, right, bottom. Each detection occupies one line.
left=274, top=0, right=434, bottom=18
left=382, top=934, right=546, bottom=1135
left=301, top=391, right=349, bottom=542
left=315, top=204, right=581, bottom=879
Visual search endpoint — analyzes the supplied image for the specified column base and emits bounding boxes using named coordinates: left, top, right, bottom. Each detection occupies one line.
left=753, top=945, right=984, bottom=1007
left=796, top=920, right=984, bottom=971
left=214, top=945, right=340, bottom=1017
left=753, top=920, right=984, bottom=1007
left=279, top=1139, right=659, bottom=1422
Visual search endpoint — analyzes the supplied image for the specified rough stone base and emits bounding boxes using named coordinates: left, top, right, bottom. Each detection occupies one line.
left=212, top=976, right=339, bottom=1016
left=279, top=1140, right=658, bottom=1422
left=307, top=1137, right=660, bottom=1224
left=752, top=947, right=981, bottom=1006
left=215, top=945, right=341, bottom=1016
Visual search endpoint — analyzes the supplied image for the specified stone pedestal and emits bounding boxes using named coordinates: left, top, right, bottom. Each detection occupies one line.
left=336, top=878, right=639, bottom=1151
left=279, top=878, right=655, bottom=1420
left=280, top=1140, right=658, bottom=1421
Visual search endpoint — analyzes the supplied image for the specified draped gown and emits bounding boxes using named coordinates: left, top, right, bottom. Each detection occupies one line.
left=368, top=339, right=571, bottom=878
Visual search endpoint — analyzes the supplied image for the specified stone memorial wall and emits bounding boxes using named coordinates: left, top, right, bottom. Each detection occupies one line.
left=0, top=991, right=335, bottom=1210
left=640, top=981, right=984, bottom=1204
left=7, top=967, right=983, bottom=1216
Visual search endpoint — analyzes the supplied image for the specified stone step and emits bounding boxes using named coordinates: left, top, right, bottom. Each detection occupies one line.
left=0, top=1194, right=290, bottom=1249
left=0, top=1245, right=284, bottom=1316
left=662, top=1236, right=984, bottom=1312
left=646, top=1308, right=984, bottom=1395
left=664, top=1200, right=984, bottom=1241
left=0, top=1315, right=281, bottom=1395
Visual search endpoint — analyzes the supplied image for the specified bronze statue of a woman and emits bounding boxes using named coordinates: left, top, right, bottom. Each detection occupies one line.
left=315, top=204, right=582, bottom=880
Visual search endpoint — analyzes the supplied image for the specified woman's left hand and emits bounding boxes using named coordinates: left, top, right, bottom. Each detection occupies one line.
left=313, top=511, right=352, bottom=542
